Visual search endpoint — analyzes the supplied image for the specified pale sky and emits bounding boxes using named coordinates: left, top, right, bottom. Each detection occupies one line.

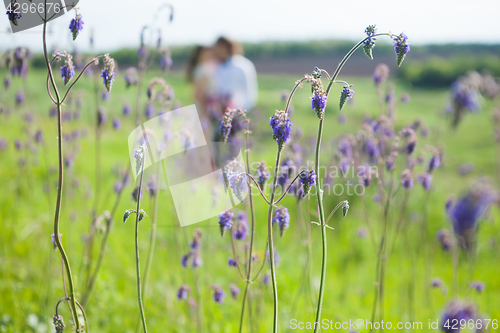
left=1, top=0, right=499, bottom=52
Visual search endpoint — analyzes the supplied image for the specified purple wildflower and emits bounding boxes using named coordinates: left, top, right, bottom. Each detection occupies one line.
left=270, top=110, right=292, bottom=151
left=160, top=54, right=173, bottom=71
left=339, top=138, right=352, bottom=157
left=311, top=93, right=327, bottom=119
left=228, top=257, right=237, bottom=267
left=431, top=277, right=443, bottom=288
left=181, top=254, right=190, bottom=267
left=339, top=85, right=354, bottom=111
left=469, top=281, right=485, bottom=293
left=256, top=162, right=270, bottom=190
left=3, top=76, right=11, bottom=89
left=277, top=159, right=295, bottom=188
left=112, top=117, right=121, bottom=130
left=273, top=206, right=290, bottom=237
left=401, top=169, right=413, bottom=189
left=124, top=67, right=138, bottom=88
left=192, top=252, right=203, bottom=268
left=363, top=25, right=377, bottom=59
left=189, top=229, right=202, bottom=250
left=451, top=81, right=480, bottom=113
left=60, top=63, right=75, bottom=86
left=366, top=139, right=379, bottom=163
left=357, top=228, right=368, bottom=238
left=393, top=33, right=410, bottom=67
left=100, top=54, right=115, bottom=92
left=437, top=229, right=453, bottom=252
left=144, top=103, right=155, bottom=119
left=132, top=188, right=143, bottom=202
left=428, top=154, right=441, bottom=173
left=212, top=285, right=225, bottom=304
left=15, top=90, right=24, bottom=106
left=299, top=169, right=316, bottom=198
left=6, top=0, right=22, bottom=26
left=97, top=108, right=107, bottom=127
left=114, top=181, right=123, bottom=194
left=218, top=211, right=233, bottom=237
left=441, top=300, right=477, bottom=333
left=228, top=171, right=248, bottom=202
left=234, top=211, right=248, bottom=240
left=373, top=64, right=389, bottom=87
left=14, top=139, right=21, bottom=151
left=417, top=172, right=432, bottom=190
left=358, top=165, right=373, bottom=187
left=447, top=186, right=497, bottom=248
left=102, top=90, right=109, bottom=101
left=123, top=104, right=131, bottom=116
left=69, top=12, right=84, bottom=41
left=34, top=130, right=43, bottom=144
left=177, top=285, right=190, bottom=300
left=338, top=114, right=347, bottom=124
left=219, top=109, right=235, bottom=143
left=339, top=158, right=351, bottom=177
left=229, top=284, right=240, bottom=299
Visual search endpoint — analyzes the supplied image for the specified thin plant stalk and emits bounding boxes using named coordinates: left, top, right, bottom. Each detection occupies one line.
left=311, top=33, right=392, bottom=333
left=42, top=17, right=81, bottom=331
left=266, top=148, right=283, bottom=333
left=370, top=171, right=394, bottom=333
left=135, top=156, right=148, bottom=333
left=238, top=118, right=257, bottom=333
left=312, top=117, right=328, bottom=333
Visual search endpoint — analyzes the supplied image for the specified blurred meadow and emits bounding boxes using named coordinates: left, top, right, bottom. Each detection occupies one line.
left=1, top=2, right=500, bottom=331
left=1, top=62, right=499, bottom=332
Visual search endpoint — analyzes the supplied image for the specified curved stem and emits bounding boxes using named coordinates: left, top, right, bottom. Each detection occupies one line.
left=266, top=148, right=283, bottom=333
left=324, top=200, right=348, bottom=225
left=325, top=33, right=392, bottom=97
left=273, top=170, right=307, bottom=204
left=246, top=174, right=271, bottom=204
left=135, top=157, right=148, bottom=333
left=312, top=117, right=327, bottom=333
left=238, top=119, right=257, bottom=333
left=370, top=171, right=394, bottom=333
left=311, top=33, right=393, bottom=332
left=43, top=16, right=81, bottom=331
left=285, top=78, right=307, bottom=114
left=75, top=300, right=89, bottom=333
left=61, top=55, right=104, bottom=105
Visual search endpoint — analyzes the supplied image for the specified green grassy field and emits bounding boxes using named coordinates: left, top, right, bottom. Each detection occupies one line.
left=0, top=67, right=499, bottom=332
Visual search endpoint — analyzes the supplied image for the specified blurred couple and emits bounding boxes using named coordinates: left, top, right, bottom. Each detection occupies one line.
left=187, top=37, right=258, bottom=140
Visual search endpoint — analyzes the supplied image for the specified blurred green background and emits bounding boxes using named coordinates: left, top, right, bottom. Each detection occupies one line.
left=0, top=42, right=499, bottom=332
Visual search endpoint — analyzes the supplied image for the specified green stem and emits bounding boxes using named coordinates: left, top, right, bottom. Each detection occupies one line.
left=239, top=120, right=257, bottom=333
left=42, top=17, right=81, bottom=331
left=311, top=34, right=392, bottom=333
left=135, top=158, right=148, bottom=333
left=370, top=172, right=394, bottom=333
left=267, top=148, right=282, bottom=333
left=312, top=117, right=327, bottom=333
